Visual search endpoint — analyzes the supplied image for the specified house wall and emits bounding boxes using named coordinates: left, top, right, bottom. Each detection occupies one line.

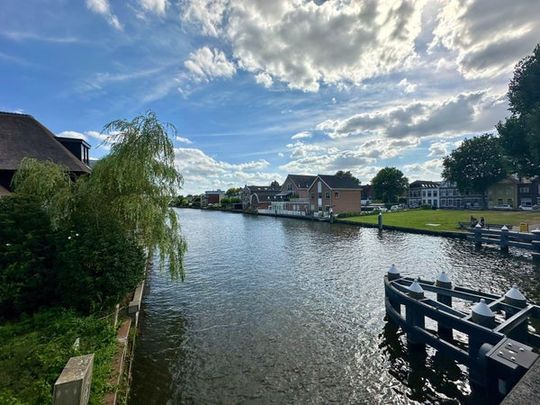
left=487, top=179, right=518, bottom=208
left=518, top=180, right=540, bottom=207
left=308, top=179, right=361, bottom=213
left=281, top=177, right=310, bottom=199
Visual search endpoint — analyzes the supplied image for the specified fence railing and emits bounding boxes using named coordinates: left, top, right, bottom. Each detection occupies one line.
left=467, top=226, right=540, bottom=261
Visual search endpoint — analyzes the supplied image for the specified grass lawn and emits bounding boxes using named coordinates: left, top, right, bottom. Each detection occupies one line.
left=339, top=209, right=540, bottom=233
left=0, top=309, right=117, bottom=405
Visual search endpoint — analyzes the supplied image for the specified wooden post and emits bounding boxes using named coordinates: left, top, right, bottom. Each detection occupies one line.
left=53, top=354, right=94, bottom=405
left=378, top=211, right=383, bottom=231
left=504, top=285, right=528, bottom=340
left=435, top=271, right=453, bottom=339
left=405, top=279, right=425, bottom=350
left=469, top=299, right=495, bottom=389
left=387, top=265, right=401, bottom=314
left=500, top=225, right=509, bottom=253
left=531, top=229, right=540, bottom=263
left=474, top=224, right=482, bottom=248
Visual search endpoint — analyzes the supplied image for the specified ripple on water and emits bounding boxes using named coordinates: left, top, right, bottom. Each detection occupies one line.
left=130, top=209, right=540, bottom=404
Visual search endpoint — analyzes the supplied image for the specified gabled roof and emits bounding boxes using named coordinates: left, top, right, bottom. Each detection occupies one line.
left=0, top=111, right=90, bottom=173
left=309, top=174, right=362, bottom=190
left=285, top=174, right=316, bottom=189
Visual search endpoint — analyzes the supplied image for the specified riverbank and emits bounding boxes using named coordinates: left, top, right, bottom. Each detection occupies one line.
left=0, top=309, right=117, bottom=404
left=340, top=209, right=540, bottom=233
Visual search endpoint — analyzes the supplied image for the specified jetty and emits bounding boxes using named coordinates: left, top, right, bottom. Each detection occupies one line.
left=384, top=265, right=540, bottom=403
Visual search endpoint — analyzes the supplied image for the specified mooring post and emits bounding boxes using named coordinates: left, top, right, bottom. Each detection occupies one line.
left=378, top=211, right=383, bottom=231
left=503, top=285, right=528, bottom=340
left=531, top=229, right=540, bottom=263
left=435, top=271, right=453, bottom=339
left=500, top=225, right=509, bottom=252
left=387, top=264, right=401, bottom=314
left=469, top=299, right=495, bottom=388
left=474, top=223, right=483, bottom=248
left=405, top=278, right=425, bottom=350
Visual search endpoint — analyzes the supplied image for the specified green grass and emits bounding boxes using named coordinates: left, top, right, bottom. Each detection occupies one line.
left=0, top=309, right=117, bottom=405
left=339, top=209, right=540, bottom=233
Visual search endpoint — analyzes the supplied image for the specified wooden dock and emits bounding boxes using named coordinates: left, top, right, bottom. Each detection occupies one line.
left=384, top=265, right=540, bottom=402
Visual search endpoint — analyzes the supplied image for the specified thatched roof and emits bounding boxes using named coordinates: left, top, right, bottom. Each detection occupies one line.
left=0, top=111, right=90, bottom=173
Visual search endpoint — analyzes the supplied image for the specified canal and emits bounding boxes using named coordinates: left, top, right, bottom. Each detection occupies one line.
left=130, top=209, right=540, bottom=404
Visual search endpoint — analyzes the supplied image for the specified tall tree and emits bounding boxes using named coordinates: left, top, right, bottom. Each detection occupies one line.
left=371, top=167, right=408, bottom=204
left=335, top=170, right=360, bottom=185
left=442, top=134, right=507, bottom=208
left=497, top=44, right=540, bottom=176
left=225, top=187, right=242, bottom=196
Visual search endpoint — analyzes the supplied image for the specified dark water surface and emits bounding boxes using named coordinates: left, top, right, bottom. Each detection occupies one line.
left=130, top=209, right=540, bottom=404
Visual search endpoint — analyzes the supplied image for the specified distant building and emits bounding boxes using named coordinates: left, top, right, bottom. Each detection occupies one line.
left=204, top=189, right=225, bottom=206
left=517, top=178, right=540, bottom=208
left=308, top=174, right=362, bottom=214
left=487, top=177, right=518, bottom=208
left=0, top=111, right=91, bottom=193
left=274, top=174, right=316, bottom=213
left=242, top=181, right=281, bottom=210
left=439, top=181, right=483, bottom=209
left=408, top=180, right=440, bottom=208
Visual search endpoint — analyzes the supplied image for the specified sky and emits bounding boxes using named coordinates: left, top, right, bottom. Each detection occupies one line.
left=1, top=0, right=539, bottom=194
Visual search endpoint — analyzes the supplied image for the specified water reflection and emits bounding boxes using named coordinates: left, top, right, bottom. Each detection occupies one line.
left=130, top=210, right=539, bottom=404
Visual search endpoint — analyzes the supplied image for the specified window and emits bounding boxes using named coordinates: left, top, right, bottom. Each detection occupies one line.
left=325, top=192, right=330, bottom=199
left=334, top=192, right=340, bottom=198
left=427, top=191, right=432, bottom=197
left=287, top=184, right=293, bottom=191
left=433, top=191, right=438, bottom=197
left=519, top=187, right=529, bottom=193
left=311, top=193, right=315, bottom=198
left=318, top=192, right=322, bottom=198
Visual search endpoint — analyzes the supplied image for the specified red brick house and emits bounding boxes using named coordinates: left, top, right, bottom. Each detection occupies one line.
left=308, top=174, right=362, bottom=214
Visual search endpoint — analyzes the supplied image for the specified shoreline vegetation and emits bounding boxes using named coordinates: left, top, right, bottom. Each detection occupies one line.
left=0, top=113, right=185, bottom=404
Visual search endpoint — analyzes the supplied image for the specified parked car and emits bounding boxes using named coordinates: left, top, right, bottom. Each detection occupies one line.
left=493, top=204, right=513, bottom=210
left=519, top=204, right=533, bottom=211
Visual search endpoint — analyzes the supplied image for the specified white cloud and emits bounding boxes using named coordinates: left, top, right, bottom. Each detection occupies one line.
left=430, top=0, right=540, bottom=79
left=291, top=131, right=312, bottom=140
left=398, top=78, right=417, bottom=93
left=138, top=0, right=168, bottom=16
left=57, top=131, right=88, bottom=141
left=255, top=72, right=273, bottom=88
left=175, top=135, right=193, bottom=144
left=317, top=91, right=504, bottom=140
left=182, top=0, right=427, bottom=92
left=403, top=159, right=443, bottom=181
left=85, top=0, right=122, bottom=30
left=174, top=147, right=281, bottom=193
left=184, top=47, right=236, bottom=81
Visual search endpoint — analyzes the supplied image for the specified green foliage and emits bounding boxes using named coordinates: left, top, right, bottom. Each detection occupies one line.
left=335, top=170, right=360, bottom=185
left=12, top=159, right=74, bottom=229
left=442, top=135, right=507, bottom=207
left=0, top=196, right=58, bottom=318
left=225, top=187, right=242, bottom=196
left=0, top=195, right=145, bottom=317
left=221, top=197, right=241, bottom=205
left=82, top=112, right=186, bottom=278
left=371, top=167, right=408, bottom=204
left=497, top=44, right=540, bottom=176
left=0, top=309, right=117, bottom=405
left=55, top=219, right=146, bottom=313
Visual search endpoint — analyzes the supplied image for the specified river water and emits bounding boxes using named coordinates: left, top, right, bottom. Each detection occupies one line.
left=130, top=209, right=539, bottom=404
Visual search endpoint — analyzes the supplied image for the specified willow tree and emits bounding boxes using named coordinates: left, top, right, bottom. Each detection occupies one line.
left=81, top=112, right=186, bottom=278
left=12, top=158, right=74, bottom=230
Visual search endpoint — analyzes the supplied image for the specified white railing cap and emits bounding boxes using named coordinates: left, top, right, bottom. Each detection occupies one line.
left=437, top=271, right=451, bottom=284
left=472, top=298, right=494, bottom=317
left=388, top=264, right=399, bottom=274
left=505, top=285, right=526, bottom=301
left=408, top=279, right=424, bottom=293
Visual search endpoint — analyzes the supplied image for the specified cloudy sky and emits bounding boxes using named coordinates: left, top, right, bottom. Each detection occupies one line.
left=1, top=0, right=539, bottom=194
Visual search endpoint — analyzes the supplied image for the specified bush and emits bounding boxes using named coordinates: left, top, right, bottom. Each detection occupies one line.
left=0, top=195, right=146, bottom=318
left=55, top=218, right=146, bottom=313
left=0, top=196, right=58, bottom=318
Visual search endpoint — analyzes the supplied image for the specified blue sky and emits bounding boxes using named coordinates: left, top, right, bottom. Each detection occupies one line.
left=1, top=0, right=539, bottom=194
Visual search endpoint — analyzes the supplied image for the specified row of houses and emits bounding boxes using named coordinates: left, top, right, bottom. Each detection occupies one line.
left=240, top=174, right=363, bottom=215
left=409, top=178, right=539, bottom=209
